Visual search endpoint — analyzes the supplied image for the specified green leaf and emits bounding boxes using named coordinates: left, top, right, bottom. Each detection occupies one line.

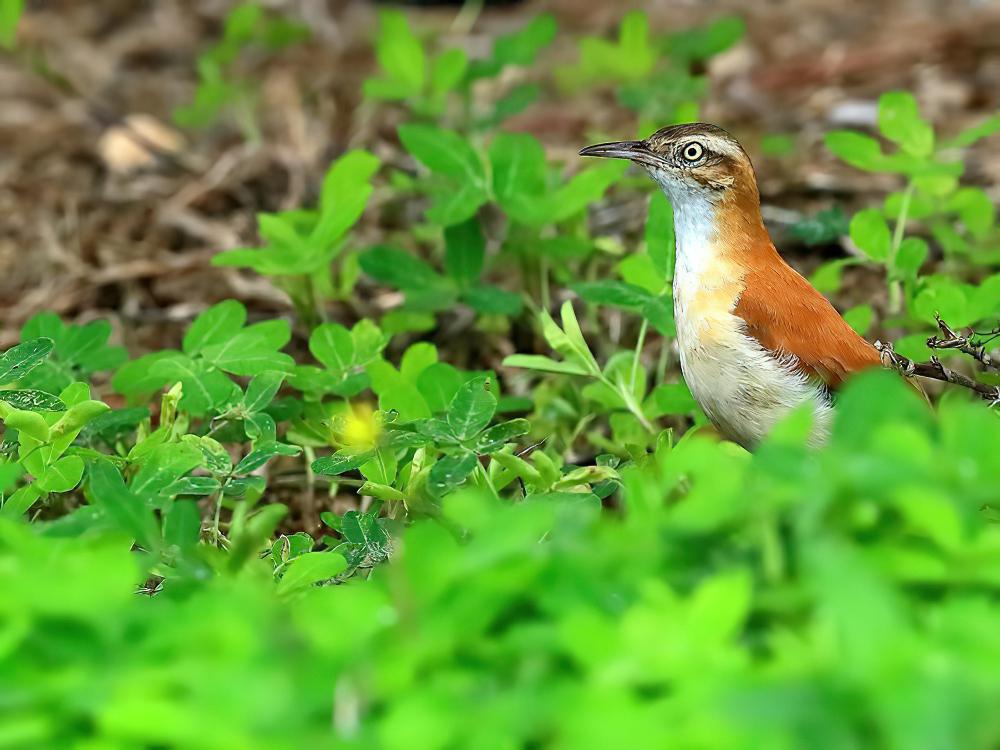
left=234, top=442, right=301, bottom=475
left=825, top=131, right=887, bottom=172
left=944, top=113, right=1000, bottom=148
left=360, top=447, right=398, bottom=486
left=83, top=406, right=149, bottom=442
left=311, top=450, right=374, bottom=476
left=618, top=11, right=655, bottom=73
left=130, top=441, right=202, bottom=500
left=258, top=213, right=303, bottom=247
left=163, top=499, right=201, bottom=551
left=277, top=551, right=348, bottom=595
left=473, top=419, right=530, bottom=453
left=849, top=209, right=892, bottom=261
left=642, top=296, right=676, bottom=337
left=444, top=218, right=485, bottom=286
left=878, top=91, right=934, bottom=157
left=574, top=280, right=652, bottom=309
left=36, top=455, right=85, bottom=493
left=87, top=462, right=161, bottom=552
left=351, top=320, right=389, bottom=366
left=666, top=15, right=744, bottom=61
left=462, top=285, right=522, bottom=316
left=359, top=245, right=445, bottom=290
left=430, top=47, right=467, bottom=97
left=483, top=84, right=539, bottom=128
left=227, top=504, right=288, bottom=573
left=369, top=10, right=425, bottom=97
left=0, top=389, right=65, bottom=412
left=0, top=403, right=50, bottom=442
left=312, top=150, right=380, bottom=249
left=339, top=509, right=391, bottom=562
left=428, top=451, right=478, bottom=495
left=559, top=301, right=600, bottom=375
left=809, top=258, right=858, bottom=294
left=945, top=187, right=994, bottom=238
left=646, top=192, right=675, bottom=280
left=399, top=342, right=438, bottom=382
left=646, top=382, right=698, bottom=417
left=242, top=372, right=285, bottom=413
left=416, top=362, right=464, bottom=414
left=0, top=0, right=23, bottom=50
left=790, top=206, right=849, bottom=246
left=501, top=354, right=589, bottom=376
left=398, top=124, right=485, bottom=186
left=426, top=182, right=490, bottom=226
left=618, top=253, right=663, bottom=295
left=547, top=162, right=628, bottom=223
left=843, top=304, right=874, bottom=335
left=163, top=476, right=221, bottom=497
left=490, top=132, right=547, bottom=209
left=914, top=278, right=969, bottom=326
left=201, top=320, right=294, bottom=376
left=310, top=323, right=354, bottom=373
left=112, top=351, right=175, bottom=396
left=270, top=532, right=314, bottom=566
left=447, top=376, right=497, bottom=441
left=183, top=301, right=249, bottom=355
left=895, top=237, right=928, bottom=277
left=0, top=338, right=53, bottom=385
left=490, top=13, right=556, bottom=68
left=151, top=355, right=238, bottom=415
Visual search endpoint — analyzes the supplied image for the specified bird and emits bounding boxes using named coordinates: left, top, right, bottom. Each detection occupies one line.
left=580, top=123, right=886, bottom=449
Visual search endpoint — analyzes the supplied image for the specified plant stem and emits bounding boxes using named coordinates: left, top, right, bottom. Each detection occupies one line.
left=887, top=182, right=914, bottom=315
left=210, top=491, right=224, bottom=545
left=656, top=339, right=670, bottom=385
left=630, top=319, right=649, bottom=392
left=603, top=374, right=655, bottom=434
left=450, top=0, right=484, bottom=35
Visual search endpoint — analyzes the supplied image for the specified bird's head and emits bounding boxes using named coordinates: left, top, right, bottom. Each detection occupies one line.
left=580, top=123, right=759, bottom=209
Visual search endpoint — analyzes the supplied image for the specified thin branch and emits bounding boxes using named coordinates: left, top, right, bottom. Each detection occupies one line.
left=874, top=340, right=1000, bottom=405
left=927, top=313, right=999, bottom=372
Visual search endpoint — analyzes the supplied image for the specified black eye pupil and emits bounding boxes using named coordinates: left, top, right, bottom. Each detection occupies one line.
left=685, top=145, right=700, bottom=159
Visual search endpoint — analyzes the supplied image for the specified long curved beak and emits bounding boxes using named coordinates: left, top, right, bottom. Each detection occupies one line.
left=579, top=140, right=663, bottom=169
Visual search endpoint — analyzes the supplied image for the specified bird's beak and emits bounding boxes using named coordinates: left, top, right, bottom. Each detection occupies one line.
left=579, top=140, right=663, bottom=169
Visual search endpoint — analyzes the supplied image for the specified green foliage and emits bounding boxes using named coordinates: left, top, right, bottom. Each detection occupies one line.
left=18, top=313, right=127, bottom=394
left=360, top=218, right=522, bottom=316
left=4, top=374, right=1000, bottom=747
left=0, top=0, right=22, bottom=49
left=365, top=10, right=556, bottom=126
left=213, top=150, right=380, bottom=323
left=6, top=9, right=1000, bottom=746
left=825, top=91, right=1000, bottom=344
left=561, top=14, right=743, bottom=127
left=397, top=124, right=626, bottom=229
left=363, top=9, right=467, bottom=116
left=174, top=2, right=308, bottom=137
left=0, top=364, right=109, bottom=517
left=791, top=205, right=849, bottom=246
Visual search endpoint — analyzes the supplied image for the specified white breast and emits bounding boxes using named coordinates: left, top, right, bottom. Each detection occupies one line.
left=669, top=200, right=832, bottom=449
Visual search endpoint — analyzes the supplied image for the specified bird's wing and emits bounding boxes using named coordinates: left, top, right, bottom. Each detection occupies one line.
left=733, top=254, right=881, bottom=388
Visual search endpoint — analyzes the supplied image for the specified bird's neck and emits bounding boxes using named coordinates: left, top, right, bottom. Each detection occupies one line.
left=668, top=185, right=777, bottom=320
left=672, top=184, right=774, bottom=274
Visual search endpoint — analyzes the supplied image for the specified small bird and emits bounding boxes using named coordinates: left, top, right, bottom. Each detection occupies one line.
left=581, top=123, right=884, bottom=449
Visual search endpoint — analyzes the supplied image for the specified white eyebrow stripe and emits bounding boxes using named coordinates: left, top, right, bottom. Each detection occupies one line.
left=696, top=135, right=744, bottom=160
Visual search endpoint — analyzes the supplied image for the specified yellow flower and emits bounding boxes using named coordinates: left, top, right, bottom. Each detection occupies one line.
left=337, top=402, right=381, bottom=450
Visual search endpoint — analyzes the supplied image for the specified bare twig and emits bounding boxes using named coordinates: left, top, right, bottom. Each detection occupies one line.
left=927, top=314, right=999, bottom=372
left=874, top=340, right=1000, bottom=405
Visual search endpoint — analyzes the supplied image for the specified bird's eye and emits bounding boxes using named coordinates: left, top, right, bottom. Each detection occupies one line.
left=681, top=142, right=704, bottom=162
